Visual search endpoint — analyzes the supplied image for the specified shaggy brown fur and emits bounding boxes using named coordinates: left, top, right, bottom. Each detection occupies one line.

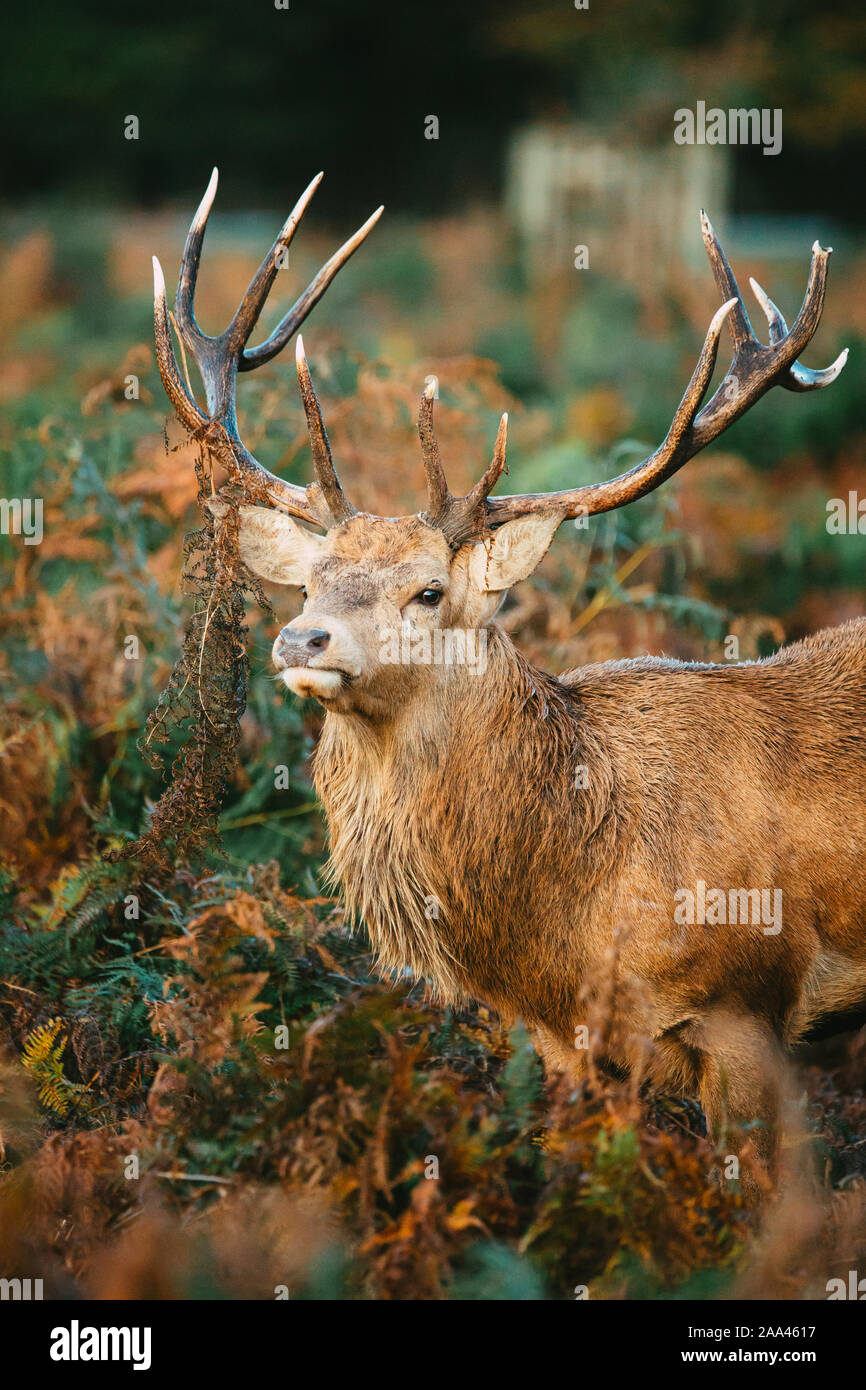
left=317, top=616, right=866, bottom=1110
left=233, top=506, right=866, bottom=1173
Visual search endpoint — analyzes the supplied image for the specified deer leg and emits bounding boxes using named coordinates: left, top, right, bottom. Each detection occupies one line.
left=531, top=1024, right=587, bottom=1080
left=686, top=1009, right=787, bottom=1193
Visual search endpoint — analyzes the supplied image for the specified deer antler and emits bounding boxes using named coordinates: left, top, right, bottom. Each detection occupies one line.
left=152, top=168, right=382, bottom=528
left=295, top=335, right=355, bottom=522
left=419, top=212, right=847, bottom=542
left=419, top=377, right=509, bottom=535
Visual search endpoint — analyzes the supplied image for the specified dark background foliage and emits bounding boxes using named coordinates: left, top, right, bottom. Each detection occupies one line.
left=3, top=0, right=866, bottom=220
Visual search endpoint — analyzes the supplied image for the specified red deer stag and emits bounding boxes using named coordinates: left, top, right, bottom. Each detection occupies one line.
left=153, top=175, right=857, bottom=1177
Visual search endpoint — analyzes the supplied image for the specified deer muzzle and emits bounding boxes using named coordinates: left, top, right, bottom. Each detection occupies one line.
left=274, top=628, right=331, bottom=665
left=272, top=618, right=364, bottom=702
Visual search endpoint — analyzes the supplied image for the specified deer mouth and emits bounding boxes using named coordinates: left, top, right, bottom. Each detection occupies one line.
left=280, top=666, right=351, bottom=702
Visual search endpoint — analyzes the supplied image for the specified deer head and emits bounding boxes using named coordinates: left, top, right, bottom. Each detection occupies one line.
left=154, top=181, right=847, bottom=720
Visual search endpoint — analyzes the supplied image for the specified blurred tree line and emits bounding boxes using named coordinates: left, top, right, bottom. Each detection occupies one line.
left=2, top=0, right=865, bottom=221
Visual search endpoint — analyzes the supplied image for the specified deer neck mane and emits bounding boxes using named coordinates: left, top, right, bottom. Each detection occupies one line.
left=312, top=626, right=620, bottom=1006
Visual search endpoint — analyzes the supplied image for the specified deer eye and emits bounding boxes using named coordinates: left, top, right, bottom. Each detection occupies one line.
left=416, top=587, right=442, bottom=608
left=300, top=587, right=308, bottom=600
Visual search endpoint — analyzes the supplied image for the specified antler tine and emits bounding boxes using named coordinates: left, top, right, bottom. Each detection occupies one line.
left=418, top=378, right=451, bottom=521
left=466, top=412, right=509, bottom=507
left=417, top=383, right=510, bottom=540
left=749, top=271, right=849, bottom=392
left=153, top=255, right=206, bottom=435
left=226, top=171, right=325, bottom=358
left=453, top=212, right=846, bottom=532
left=174, top=166, right=219, bottom=346
left=152, top=170, right=381, bottom=527
left=642, top=295, right=736, bottom=457
left=441, top=414, right=511, bottom=542
left=295, top=335, right=355, bottom=523
left=783, top=239, right=833, bottom=359
left=242, top=204, right=384, bottom=369
left=747, top=276, right=787, bottom=346
left=699, top=211, right=755, bottom=353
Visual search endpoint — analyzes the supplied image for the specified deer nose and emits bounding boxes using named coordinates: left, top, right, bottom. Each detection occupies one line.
left=274, top=627, right=331, bottom=668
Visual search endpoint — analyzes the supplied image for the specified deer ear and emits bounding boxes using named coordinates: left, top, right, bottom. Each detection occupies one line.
left=467, top=513, right=563, bottom=593
left=206, top=499, right=324, bottom=586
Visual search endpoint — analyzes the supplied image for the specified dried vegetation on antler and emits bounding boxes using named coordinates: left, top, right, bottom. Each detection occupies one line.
left=119, top=171, right=382, bottom=862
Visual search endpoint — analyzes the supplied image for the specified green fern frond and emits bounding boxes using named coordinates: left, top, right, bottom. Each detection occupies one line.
left=22, top=1017, right=64, bottom=1070
left=21, top=1017, right=79, bottom=1117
